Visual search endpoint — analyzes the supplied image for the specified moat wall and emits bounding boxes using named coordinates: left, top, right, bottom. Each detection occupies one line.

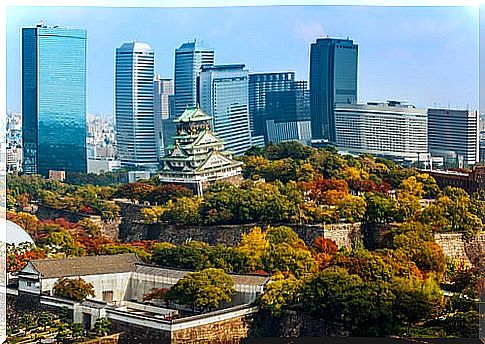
left=36, top=201, right=484, bottom=267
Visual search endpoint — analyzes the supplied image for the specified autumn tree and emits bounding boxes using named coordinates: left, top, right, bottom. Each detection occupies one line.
left=259, top=272, right=303, bottom=316
left=165, top=268, right=235, bottom=312
left=237, top=227, right=270, bottom=272
left=53, top=277, right=95, bottom=301
left=302, top=266, right=397, bottom=336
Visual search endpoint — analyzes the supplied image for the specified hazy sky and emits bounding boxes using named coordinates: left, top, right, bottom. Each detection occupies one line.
left=6, top=5, right=480, bottom=115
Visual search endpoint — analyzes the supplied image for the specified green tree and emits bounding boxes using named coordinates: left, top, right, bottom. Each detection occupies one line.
left=152, top=241, right=210, bottom=270
left=302, top=266, right=397, bottom=336
left=93, top=317, right=111, bottom=336
left=163, top=197, right=203, bottom=225
left=70, top=322, right=85, bottom=339
left=165, top=268, right=235, bottom=312
left=53, top=277, right=95, bottom=301
left=20, top=313, right=35, bottom=334
left=263, top=242, right=315, bottom=278
left=55, top=323, right=72, bottom=342
left=259, top=272, right=303, bottom=316
left=442, top=311, right=479, bottom=338
left=37, top=312, right=53, bottom=331
left=392, top=276, right=445, bottom=333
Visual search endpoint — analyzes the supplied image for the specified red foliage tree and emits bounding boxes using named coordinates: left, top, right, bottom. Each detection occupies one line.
left=311, top=237, right=338, bottom=255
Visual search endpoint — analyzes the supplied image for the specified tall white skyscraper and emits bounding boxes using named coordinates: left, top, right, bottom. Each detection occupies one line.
left=174, top=39, right=214, bottom=117
left=200, top=64, right=252, bottom=155
left=153, top=75, right=174, bottom=160
left=115, top=42, right=157, bottom=170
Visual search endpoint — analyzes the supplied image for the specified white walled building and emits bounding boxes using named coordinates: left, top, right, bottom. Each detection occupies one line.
left=428, top=108, right=479, bottom=167
left=335, top=101, right=428, bottom=162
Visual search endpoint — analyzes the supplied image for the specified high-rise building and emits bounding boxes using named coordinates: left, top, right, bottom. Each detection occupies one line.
left=310, top=38, right=358, bottom=143
left=335, top=101, right=428, bottom=163
left=248, top=72, right=295, bottom=143
left=428, top=108, right=479, bottom=167
left=200, top=64, right=252, bottom=155
left=22, top=24, right=87, bottom=175
left=153, top=75, right=174, bottom=160
left=264, top=80, right=311, bottom=144
left=174, top=39, right=214, bottom=117
left=115, top=42, right=157, bottom=170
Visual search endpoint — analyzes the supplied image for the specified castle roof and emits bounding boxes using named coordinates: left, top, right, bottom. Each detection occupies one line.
left=175, top=107, right=213, bottom=123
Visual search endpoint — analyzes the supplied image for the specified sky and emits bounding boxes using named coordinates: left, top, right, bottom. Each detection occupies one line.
left=6, top=5, right=480, bottom=115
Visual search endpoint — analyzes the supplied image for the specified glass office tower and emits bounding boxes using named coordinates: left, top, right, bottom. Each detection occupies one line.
left=174, top=39, right=214, bottom=118
left=22, top=24, right=87, bottom=175
left=310, top=38, right=358, bottom=142
left=115, top=42, right=157, bottom=170
left=248, top=72, right=295, bottom=141
left=200, top=64, right=252, bottom=155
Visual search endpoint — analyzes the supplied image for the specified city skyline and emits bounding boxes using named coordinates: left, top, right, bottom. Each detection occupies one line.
left=7, top=5, right=479, bottom=115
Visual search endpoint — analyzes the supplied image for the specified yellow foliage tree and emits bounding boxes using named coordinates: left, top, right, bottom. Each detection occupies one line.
left=237, top=227, right=270, bottom=272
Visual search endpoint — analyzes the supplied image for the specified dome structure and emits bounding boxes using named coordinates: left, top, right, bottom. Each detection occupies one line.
left=6, top=220, right=35, bottom=246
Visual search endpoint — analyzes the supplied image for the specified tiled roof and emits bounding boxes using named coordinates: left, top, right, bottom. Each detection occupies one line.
left=175, top=107, right=212, bottom=123
left=27, top=254, right=142, bottom=279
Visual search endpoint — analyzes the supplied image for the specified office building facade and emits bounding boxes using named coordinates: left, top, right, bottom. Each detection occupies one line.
left=22, top=24, right=87, bottom=175
left=335, top=101, right=428, bottom=162
left=153, top=75, right=174, bottom=160
left=265, top=80, right=311, bottom=144
left=428, top=108, right=479, bottom=167
left=310, top=38, right=358, bottom=142
left=115, top=42, right=157, bottom=170
left=248, top=72, right=295, bottom=143
left=200, top=64, right=252, bottom=155
left=174, top=39, right=214, bottom=118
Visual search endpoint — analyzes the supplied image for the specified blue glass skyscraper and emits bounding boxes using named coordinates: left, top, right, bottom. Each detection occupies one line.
left=174, top=39, right=214, bottom=118
left=200, top=64, right=252, bottom=155
left=310, top=38, right=358, bottom=142
left=22, top=24, right=87, bottom=175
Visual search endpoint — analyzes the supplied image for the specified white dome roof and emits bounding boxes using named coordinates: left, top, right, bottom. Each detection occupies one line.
left=6, top=220, right=35, bottom=246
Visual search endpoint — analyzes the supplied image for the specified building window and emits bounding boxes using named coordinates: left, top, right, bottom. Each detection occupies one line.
left=27, top=282, right=32, bottom=287
left=102, top=290, right=114, bottom=303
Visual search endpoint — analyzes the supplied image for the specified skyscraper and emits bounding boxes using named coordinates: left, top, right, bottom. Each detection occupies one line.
left=22, top=24, right=87, bottom=175
left=428, top=108, right=479, bottom=167
left=153, top=75, right=174, bottom=160
left=199, top=64, right=252, bottom=155
left=264, top=80, right=311, bottom=144
left=115, top=42, right=157, bottom=170
left=310, top=38, right=358, bottom=142
left=248, top=72, right=295, bottom=142
left=174, top=39, right=214, bottom=117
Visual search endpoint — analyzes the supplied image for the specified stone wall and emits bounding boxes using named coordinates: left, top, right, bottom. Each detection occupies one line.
left=110, top=319, right=170, bottom=341
left=434, top=233, right=485, bottom=267
left=35, top=204, right=120, bottom=240
left=117, top=201, right=362, bottom=247
left=251, top=309, right=347, bottom=338
left=120, top=221, right=361, bottom=248
left=171, top=313, right=254, bottom=344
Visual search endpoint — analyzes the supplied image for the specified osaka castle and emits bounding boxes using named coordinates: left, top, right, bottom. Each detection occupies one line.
left=158, top=106, right=243, bottom=195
